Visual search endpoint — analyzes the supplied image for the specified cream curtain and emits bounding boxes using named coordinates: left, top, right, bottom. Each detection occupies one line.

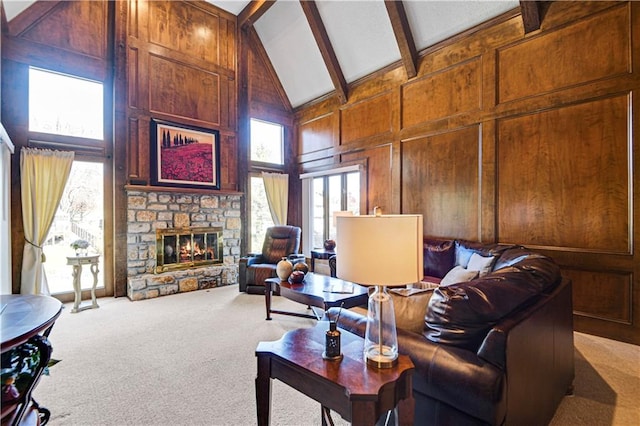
left=20, top=148, right=74, bottom=295
left=262, top=172, right=288, bottom=225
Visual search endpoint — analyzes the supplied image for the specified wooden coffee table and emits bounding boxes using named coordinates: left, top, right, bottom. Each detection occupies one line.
left=255, top=323, right=415, bottom=426
left=264, top=272, right=369, bottom=321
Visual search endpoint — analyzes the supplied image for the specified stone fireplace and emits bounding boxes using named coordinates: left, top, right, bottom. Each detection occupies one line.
left=126, top=189, right=240, bottom=300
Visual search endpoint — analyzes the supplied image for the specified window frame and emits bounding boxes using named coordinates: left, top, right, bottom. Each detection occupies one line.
left=300, top=162, right=367, bottom=255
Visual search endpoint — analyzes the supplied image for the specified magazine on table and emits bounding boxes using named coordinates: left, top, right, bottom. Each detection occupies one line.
left=324, top=281, right=354, bottom=294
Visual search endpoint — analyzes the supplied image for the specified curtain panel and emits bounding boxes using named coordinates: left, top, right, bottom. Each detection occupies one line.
left=262, top=172, right=288, bottom=225
left=20, top=147, right=74, bottom=295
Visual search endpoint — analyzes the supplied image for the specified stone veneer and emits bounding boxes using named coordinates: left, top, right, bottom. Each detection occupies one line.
left=126, top=190, right=241, bottom=300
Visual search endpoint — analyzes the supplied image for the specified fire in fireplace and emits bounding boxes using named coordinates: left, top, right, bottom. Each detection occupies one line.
left=156, top=227, right=223, bottom=273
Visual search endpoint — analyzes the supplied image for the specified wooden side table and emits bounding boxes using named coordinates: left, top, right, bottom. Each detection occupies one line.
left=66, top=255, right=100, bottom=313
left=255, top=323, right=414, bottom=426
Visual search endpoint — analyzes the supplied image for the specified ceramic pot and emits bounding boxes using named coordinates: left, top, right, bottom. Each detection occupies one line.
left=293, top=262, right=309, bottom=275
left=276, top=257, right=293, bottom=281
left=324, top=239, right=336, bottom=251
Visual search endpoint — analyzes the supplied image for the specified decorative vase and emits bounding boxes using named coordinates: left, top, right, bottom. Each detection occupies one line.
left=293, top=262, right=309, bottom=275
left=276, top=257, right=293, bottom=281
left=324, top=239, right=336, bottom=251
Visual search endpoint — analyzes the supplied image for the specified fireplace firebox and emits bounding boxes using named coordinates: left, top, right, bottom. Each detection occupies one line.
left=156, top=227, right=223, bottom=273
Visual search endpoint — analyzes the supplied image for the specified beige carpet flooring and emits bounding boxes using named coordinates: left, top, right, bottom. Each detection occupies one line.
left=33, top=285, right=640, bottom=425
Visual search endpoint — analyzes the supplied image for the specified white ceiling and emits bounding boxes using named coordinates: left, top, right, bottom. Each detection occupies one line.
left=2, top=0, right=520, bottom=108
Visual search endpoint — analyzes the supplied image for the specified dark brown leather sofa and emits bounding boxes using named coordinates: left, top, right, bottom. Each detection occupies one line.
left=336, top=239, right=574, bottom=425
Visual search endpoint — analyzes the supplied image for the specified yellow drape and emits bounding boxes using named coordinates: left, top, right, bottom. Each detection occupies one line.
left=262, top=172, right=288, bottom=225
left=20, top=147, right=74, bottom=295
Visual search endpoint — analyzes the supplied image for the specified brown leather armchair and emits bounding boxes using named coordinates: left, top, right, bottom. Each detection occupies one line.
left=238, top=225, right=305, bottom=294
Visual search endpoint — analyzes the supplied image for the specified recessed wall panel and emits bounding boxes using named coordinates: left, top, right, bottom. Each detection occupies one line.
left=341, top=93, right=393, bottom=143
left=299, top=113, right=338, bottom=154
left=402, top=58, right=481, bottom=128
left=565, top=269, right=632, bottom=324
left=148, top=1, right=220, bottom=64
left=497, top=5, right=630, bottom=103
left=497, top=95, right=630, bottom=252
left=149, top=55, right=220, bottom=125
left=402, top=126, right=480, bottom=239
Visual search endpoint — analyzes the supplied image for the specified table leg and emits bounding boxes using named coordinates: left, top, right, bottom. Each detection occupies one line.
left=265, top=282, right=273, bottom=320
left=71, top=264, right=82, bottom=313
left=90, top=262, right=100, bottom=309
left=255, top=355, right=272, bottom=426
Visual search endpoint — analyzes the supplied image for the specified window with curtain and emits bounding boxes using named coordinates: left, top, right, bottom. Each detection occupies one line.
left=27, top=67, right=108, bottom=299
left=248, top=118, right=285, bottom=252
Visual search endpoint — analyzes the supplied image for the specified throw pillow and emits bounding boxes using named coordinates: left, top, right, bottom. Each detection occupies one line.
left=467, top=252, right=496, bottom=277
left=440, top=266, right=479, bottom=287
left=423, top=239, right=455, bottom=278
left=390, top=288, right=434, bottom=333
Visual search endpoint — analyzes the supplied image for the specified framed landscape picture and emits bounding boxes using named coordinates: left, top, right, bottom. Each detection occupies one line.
left=150, top=119, right=220, bottom=190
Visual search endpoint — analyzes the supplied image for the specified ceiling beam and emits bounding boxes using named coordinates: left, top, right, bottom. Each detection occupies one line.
left=384, top=1, right=417, bottom=79
left=238, top=0, right=275, bottom=29
left=519, top=0, right=542, bottom=33
left=299, top=0, right=348, bottom=104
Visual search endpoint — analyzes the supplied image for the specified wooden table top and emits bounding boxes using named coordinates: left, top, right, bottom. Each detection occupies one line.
left=256, top=322, right=414, bottom=399
left=267, top=272, right=369, bottom=305
left=0, top=295, right=62, bottom=352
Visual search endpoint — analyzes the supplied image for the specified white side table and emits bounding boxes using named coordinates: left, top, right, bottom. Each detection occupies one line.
left=66, top=255, right=100, bottom=313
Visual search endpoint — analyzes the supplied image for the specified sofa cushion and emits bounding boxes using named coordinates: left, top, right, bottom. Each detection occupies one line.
left=423, top=239, right=455, bottom=278
left=467, top=252, right=496, bottom=277
left=440, top=266, right=479, bottom=287
left=390, top=288, right=434, bottom=333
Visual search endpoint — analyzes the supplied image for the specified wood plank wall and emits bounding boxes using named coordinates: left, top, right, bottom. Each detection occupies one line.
left=294, top=1, right=640, bottom=345
left=2, top=0, right=241, bottom=296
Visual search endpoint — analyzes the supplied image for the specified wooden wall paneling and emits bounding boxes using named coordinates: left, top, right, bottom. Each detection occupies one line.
left=340, top=92, right=394, bottom=143
left=148, top=55, right=220, bottom=125
left=127, top=47, right=140, bottom=108
left=402, top=57, right=482, bottom=129
left=127, top=117, right=140, bottom=181
left=480, top=121, right=496, bottom=242
left=343, top=144, right=393, bottom=215
left=497, top=95, right=631, bottom=252
left=497, top=3, right=631, bottom=104
left=219, top=132, right=237, bottom=191
left=298, top=112, right=339, bottom=155
left=148, top=1, right=220, bottom=64
left=19, top=1, right=107, bottom=59
left=401, top=126, right=481, bottom=239
left=566, top=269, right=632, bottom=324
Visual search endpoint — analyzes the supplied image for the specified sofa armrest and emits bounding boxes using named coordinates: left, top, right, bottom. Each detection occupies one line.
left=335, top=308, right=505, bottom=425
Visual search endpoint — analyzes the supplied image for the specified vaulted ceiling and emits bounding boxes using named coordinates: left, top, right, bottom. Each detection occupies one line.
left=3, top=0, right=544, bottom=109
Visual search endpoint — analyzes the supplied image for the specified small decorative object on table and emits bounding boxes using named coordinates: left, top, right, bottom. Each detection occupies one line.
left=323, top=239, right=336, bottom=251
left=70, top=239, right=89, bottom=256
left=276, top=257, right=293, bottom=281
left=323, top=304, right=343, bottom=361
left=293, top=261, right=309, bottom=275
left=288, top=270, right=305, bottom=284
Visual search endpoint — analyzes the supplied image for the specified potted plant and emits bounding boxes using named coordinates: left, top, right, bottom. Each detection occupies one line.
left=70, top=239, right=89, bottom=256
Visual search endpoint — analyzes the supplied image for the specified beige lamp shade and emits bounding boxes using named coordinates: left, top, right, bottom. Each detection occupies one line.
left=336, top=214, right=423, bottom=286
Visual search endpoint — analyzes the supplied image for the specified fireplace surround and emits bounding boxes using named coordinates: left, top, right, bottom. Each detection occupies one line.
left=126, top=189, right=240, bottom=301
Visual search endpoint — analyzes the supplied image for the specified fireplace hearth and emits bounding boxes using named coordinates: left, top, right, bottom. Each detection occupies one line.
left=156, top=227, right=223, bottom=273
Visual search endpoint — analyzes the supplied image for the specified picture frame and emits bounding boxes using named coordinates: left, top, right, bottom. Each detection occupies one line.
left=150, top=119, right=220, bottom=190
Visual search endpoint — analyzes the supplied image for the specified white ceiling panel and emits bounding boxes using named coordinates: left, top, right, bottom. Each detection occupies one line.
left=207, top=0, right=250, bottom=16
left=404, top=0, right=519, bottom=51
left=254, top=1, right=334, bottom=107
left=316, top=0, right=401, bottom=83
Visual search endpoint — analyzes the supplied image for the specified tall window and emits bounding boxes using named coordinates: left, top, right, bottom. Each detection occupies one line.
left=29, top=67, right=103, bottom=139
left=250, top=118, right=283, bottom=165
left=304, top=169, right=360, bottom=252
left=28, top=67, right=108, bottom=299
left=249, top=119, right=285, bottom=252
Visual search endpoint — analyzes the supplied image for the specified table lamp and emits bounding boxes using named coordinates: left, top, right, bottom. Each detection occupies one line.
left=336, top=209, right=423, bottom=368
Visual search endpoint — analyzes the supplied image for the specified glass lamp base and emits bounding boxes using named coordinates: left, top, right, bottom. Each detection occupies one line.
left=365, top=344, right=398, bottom=369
